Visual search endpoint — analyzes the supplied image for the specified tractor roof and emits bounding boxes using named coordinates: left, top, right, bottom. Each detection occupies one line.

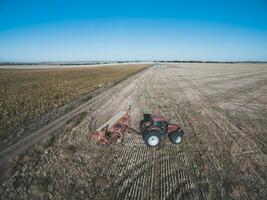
left=151, top=114, right=165, bottom=122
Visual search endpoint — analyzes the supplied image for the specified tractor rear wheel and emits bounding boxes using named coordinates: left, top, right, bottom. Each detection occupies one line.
left=144, top=131, right=161, bottom=147
left=169, top=131, right=183, bottom=144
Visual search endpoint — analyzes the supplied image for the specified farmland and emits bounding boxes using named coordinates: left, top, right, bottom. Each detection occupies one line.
left=1, top=63, right=267, bottom=199
left=0, top=64, right=149, bottom=149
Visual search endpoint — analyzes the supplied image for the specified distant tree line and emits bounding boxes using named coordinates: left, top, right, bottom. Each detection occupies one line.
left=155, top=60, right=267, bottom=64
left=1, top=60, right=267, bottom=66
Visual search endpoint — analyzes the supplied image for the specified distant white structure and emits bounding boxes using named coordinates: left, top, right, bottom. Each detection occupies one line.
left=154, top=63, right=166, bottom=68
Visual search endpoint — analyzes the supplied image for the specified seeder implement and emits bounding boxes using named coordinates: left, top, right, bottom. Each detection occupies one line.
left=91, top=109, right=133, bottom=145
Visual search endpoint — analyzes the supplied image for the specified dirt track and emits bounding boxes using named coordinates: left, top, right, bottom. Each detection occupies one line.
left=1, top=63, right=267, bottom=199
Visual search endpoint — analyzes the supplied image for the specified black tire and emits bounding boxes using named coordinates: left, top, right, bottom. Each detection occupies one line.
left=140, top=120, right=149, bottom=139
left=169, top=130, right=184, bottom=144
left=142, top=131, right=148, bottom=140
left=144, top=131, right=161, bottom=147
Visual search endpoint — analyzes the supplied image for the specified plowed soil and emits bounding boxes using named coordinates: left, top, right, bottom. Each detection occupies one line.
left=1, top=63, right=267, bottom=200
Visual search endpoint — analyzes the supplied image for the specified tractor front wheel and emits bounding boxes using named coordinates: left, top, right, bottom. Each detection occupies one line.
left=169, top=131, right=184, bottom=144
left=144, top=131, right=161, bottom=147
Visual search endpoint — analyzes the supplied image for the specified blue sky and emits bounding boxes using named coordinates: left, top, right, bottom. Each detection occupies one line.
left=0, top=0, right=267, bottom=61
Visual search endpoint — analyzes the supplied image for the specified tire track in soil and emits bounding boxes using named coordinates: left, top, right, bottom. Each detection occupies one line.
left=173, top=66, right=267, bottom=199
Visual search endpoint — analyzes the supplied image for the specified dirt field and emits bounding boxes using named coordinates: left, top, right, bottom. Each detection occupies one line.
left=1, top=63, right=267, bottom=199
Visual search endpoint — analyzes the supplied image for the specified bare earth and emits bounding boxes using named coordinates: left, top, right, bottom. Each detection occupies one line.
left=1, top=63, right=267, bottom=199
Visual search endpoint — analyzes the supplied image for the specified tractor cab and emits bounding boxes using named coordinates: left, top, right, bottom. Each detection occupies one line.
left=140, top=113, right=184, bottom=147
left=151, top=115, right=168, bottom=129
left=143, top=114, right=167, bottom=129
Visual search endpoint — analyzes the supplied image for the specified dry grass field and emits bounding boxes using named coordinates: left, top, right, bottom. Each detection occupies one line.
left=0, top=63, right=266, bottom=199
left=0, top=64, right=149, bottom=148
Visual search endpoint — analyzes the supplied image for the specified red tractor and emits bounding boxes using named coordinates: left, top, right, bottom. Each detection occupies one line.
left=140, top=113, right=184, bottom=147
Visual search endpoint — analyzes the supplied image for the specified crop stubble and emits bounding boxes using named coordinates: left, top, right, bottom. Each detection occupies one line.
left=0, top=64, right=148, bottom=148
left=0, top=63, right=266, bottom=199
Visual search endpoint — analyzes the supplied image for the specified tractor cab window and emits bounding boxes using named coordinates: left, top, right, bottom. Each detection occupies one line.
left=153, top=121, right=163, bottom=127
